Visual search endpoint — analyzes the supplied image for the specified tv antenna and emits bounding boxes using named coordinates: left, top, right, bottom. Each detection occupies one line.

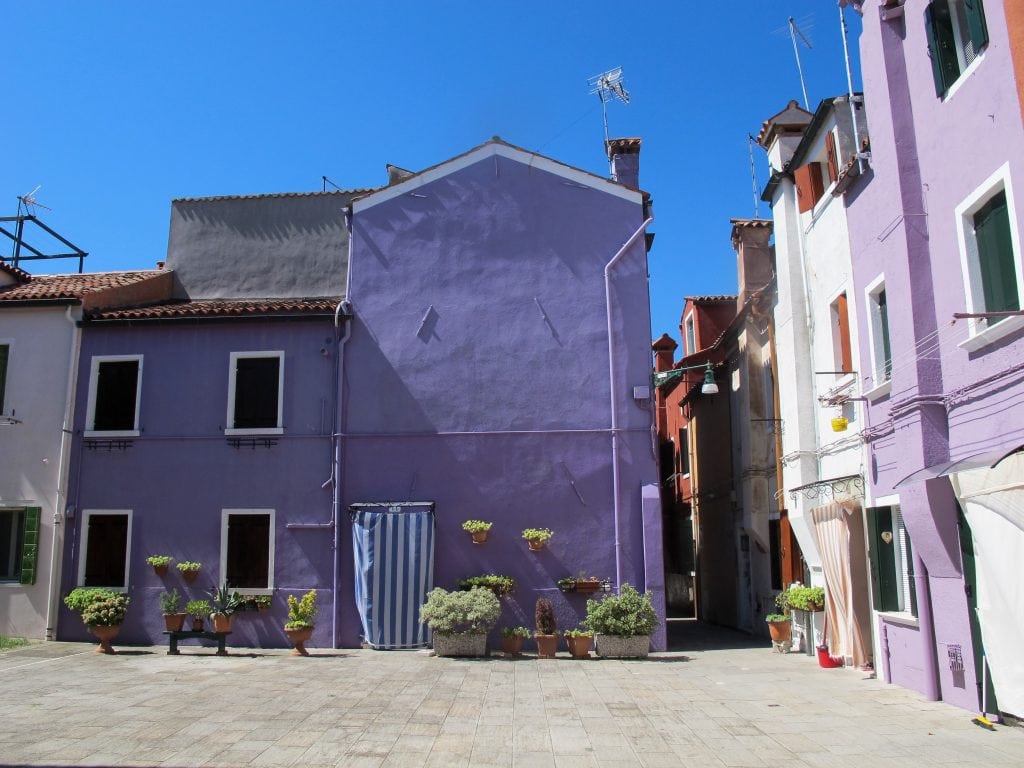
left=787, top=16, right=814, bottom=109
left=2, top=187, right=88, bottom=272
left=747, top=135, right=760, bottom=219
left=588, top=67, right=630, bottom=169
left=18, top=186, right=52, bottom=216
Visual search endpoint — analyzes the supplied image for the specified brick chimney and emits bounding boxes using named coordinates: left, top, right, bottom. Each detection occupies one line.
left=652, top=333, right=677, bottom=373
left=730, top=219, right=774, bottom=311
left=606, top=137, right=641, bottom=190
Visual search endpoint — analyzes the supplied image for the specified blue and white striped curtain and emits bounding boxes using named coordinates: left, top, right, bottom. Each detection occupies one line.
left=351, top=503, right=435, bottom=649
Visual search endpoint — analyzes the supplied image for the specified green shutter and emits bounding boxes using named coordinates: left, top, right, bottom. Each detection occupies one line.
left=904, top=524, right=918, bottom=617
left=925, top=2, right=960, bottom=97
left=0, top=344, right=8, bottom=414
left=964, top=0, right=989, bottom=54
left=19, top=507, right=40, bottom=586
left=866, top=506, right=899, bottom=612
left=975, top=191, right=1020, bottom=318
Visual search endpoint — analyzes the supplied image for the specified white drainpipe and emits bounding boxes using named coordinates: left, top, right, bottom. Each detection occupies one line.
left=45, top=305, right=82, bottom=640
left=605, top=216, right=653, bottom=588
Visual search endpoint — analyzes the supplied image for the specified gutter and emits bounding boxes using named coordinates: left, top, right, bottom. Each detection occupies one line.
left=605, top=216, right=653, bottom=589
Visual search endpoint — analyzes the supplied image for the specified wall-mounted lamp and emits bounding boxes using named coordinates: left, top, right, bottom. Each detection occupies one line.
left=653, top=361, right=719, bottom=395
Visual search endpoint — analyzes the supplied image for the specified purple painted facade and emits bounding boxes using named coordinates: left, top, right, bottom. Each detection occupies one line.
left=848, top=1, right=1024, bottom=711
left=338, top=141, right=663, bottom=650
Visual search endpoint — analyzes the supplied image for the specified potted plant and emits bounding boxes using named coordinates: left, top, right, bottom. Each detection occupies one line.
left=176, top=561, right=202, bottom=583
left=564, top=628, right=594, bottom=659
left=254, top=594, right=272, bottom=613
left=456, top=573, right=515, bottom=597
left=461, top=519, right=493, bottom=544
left=208, top=583, right=241, bottom=633
left=159, top=588, right=186, bottom=632
left=186, top=600, right=210, bottom=631
left=765, top=590, right=792, bottom=652
left=522, top=527, right=553, bottom=552
left=419, top=587, right=501, bottom=657
left=584, top=584, right=658, bottom=659
left=146, top=555, right=173, bottom=576
left=786, top=584, right=825, bottom=613
left=534, top=597, right=558, bottom=658
left=500, top=626, right=530, bottom=657
left=283, top=589, right=318, bottom=655
left=64, top=588, right=129, bottom=654
left=558, top=571, right=606, bottom=594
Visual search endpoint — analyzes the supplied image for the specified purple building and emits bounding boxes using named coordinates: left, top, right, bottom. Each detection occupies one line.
left=847, top=0, right=1024, bottom=717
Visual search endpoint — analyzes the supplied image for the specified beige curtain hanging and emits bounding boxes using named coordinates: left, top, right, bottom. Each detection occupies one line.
left=810, top=500, right=871, bottom=668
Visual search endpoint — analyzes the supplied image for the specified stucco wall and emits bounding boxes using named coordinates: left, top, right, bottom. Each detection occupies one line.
left=339, top=150, right=661, bottom=648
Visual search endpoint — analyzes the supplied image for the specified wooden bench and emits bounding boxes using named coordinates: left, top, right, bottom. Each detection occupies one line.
left=164, top=630, right=231, bottom=656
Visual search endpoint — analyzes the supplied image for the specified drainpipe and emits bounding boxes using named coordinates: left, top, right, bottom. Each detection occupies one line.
left=914, top=552, right=941, bottom=701
left=45, top=305, right=82, bottom=640
left=605, top=216, right=653, bottom=588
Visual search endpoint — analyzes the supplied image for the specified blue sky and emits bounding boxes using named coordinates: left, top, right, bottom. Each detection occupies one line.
left=6, top=2, right=860, bottom=343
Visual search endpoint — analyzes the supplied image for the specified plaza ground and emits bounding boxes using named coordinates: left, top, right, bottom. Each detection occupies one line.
left=1, top=621, right=1021, bottom=767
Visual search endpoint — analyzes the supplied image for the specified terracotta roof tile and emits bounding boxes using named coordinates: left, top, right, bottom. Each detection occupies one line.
left=0, top=262, right=31, bottom=282
left=0, top=271, right=164, bottom=302
left=684, top=295, right=737, bottom=302
left=89, top=297, right=342, bottom=320
left=171, top=189, right=376, bottom=203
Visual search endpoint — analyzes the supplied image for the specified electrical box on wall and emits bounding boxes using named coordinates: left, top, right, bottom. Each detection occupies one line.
left=633, top=385, right=650, bottom=400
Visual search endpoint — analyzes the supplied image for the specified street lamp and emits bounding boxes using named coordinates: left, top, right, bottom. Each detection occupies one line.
left=653, top=360, right=719, bottom=395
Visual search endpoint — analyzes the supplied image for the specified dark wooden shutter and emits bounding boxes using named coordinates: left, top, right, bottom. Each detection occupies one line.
left=825, top=131, right=839, bottom=183
left=974, top=191, right=1020, bottom=318
left=878, top=290, right=893, bottom=380
left=93, top=360, right=139, bottom=431
left=925, top=1, right=961, bottom=97
left=836, top=293, right=853, bottom=373
left=866, top=506, right=899, bottom=612
left=964, top=0, right=989, bottom=55
left=19, top=507, right=40, bottom=585
left=794, top=163, right=824, bottom=213
left=0, top=344, right=8, bottom=414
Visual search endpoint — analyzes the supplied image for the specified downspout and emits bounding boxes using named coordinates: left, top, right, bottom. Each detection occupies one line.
left=45, top=305, right=81, bottom=640
left=605, top=216, right=653, bottom=589
left=913, top=552, right=941, bottom=701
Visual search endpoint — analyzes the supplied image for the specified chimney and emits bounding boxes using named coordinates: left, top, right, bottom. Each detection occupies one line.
left=386, top=164, right=415, bottom=186
left=730, top=219, right=774, bottom=311
left=606, top=137, right=642, bottom=190
left=755, top=100, right=813, bottom=172
left=652, top=333, right=678, bottom=373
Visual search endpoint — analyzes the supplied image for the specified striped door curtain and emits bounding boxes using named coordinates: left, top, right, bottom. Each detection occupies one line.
left=350, top=502, right=435, bottom=649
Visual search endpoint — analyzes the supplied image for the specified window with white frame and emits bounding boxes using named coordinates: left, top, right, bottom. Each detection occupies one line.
left=226, top=352, right=283, bottom=434
left=866, top=278, right=893, bottom=386
left=0, top=508, right=26, bottom=582
left=925, top=0, right=988, bottom=97
left=86, top=356, right=142, bottom=435
left=79, top=510, right=132, bottom=589
left=0, top=343, right=9, bottom=415
left=221, top=510, right=274, bottom=591
left=956, top=164, right=1024, bottom=346
left=683, top=314, right=696, bottom=356
left=866, top=504, right=917, bottom=616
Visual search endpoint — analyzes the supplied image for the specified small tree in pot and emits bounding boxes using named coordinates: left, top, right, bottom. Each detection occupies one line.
left=159, top=588, right=186, bottom=632
left=534, top=597, right=558, bottom=658
left=584, top=584, right=658, bottom=658
left=420, top=587, right=501, bottom=657
left=208, top=583, right=241, bottom=633
left=284, top=589, right=317, bottom=656
left=765, top=590, right=792, bottom=653
left=65, top=588, right=130, bottom=654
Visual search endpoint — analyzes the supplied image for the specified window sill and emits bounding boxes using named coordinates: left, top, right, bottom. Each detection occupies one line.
left=941, top=51, right=986, bottom=103
left=231, top=587, right=273, bottom=596
left=958, top=315, right=1024, bottom=353
left=224, top=428, right=284, bottom=437
left=878, top=611, right=918, bottom=629
left=0, top=580, right=25, bottom=587
left=77, top=584, right=129, bottom=594
left=84, top=430, right=139, bottom=438
left=863, top=380, right=892, bottom=402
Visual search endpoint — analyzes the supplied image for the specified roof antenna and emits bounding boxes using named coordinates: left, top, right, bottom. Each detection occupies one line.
left=588, top=67, right=630, bottom=172
left=322, top=176, right=343, bottom=192
left=788, top=16, right=813, bottom=110
left=747, top=135, right=760, bottom=219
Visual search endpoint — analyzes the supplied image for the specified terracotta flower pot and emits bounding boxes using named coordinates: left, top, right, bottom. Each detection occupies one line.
left=90, top=624, right=121, bottom=654
left=574, top=579, right=602, bottom=594
left=153, top=564, right=168, bottom=577
left=191, top=617, right=204, bottom=631
left=285, top=626, right=314, bottom=656
left=500, top=635, right=524, bottom=656
left=163, top=613, right=186, bottom=632
left=534, top=633, right=558, bottom=658
left=181, top=570, right=198, bottom=584
left=566, top=635, right=593, bottom=659
left=471, top=530, right=489, bottom=544
left=767, top=619, right=792, bottom=653
left=527, top=539, right=546, bottom=552
left=212, top=614, right=232, bottom=633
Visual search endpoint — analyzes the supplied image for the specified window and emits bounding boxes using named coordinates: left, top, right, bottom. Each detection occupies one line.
left=794, top=162, right=825, bottom=213
left=0, top=508, right=39, bottom=584
left=678, top=427, right=690, bottom=477
left=86, top=356, right=142, bottom=436
left=221, top=510, right=274, bottom=591
left=0, top=343, right=9, bottom=415
left=866, top=279, right=893, bottom=386
left=830, top=292, right=853, bottom=374
left=79, top=511, right=132, bottom=589
left=925, top=0, right=988, bottom=97
left=956, top=164, right=1024, bottom=348
left=684, top=314, right=696, bottom=356
left=866, top=504, right=917, bottom=616
left=227, top=352, right=284, bottom=434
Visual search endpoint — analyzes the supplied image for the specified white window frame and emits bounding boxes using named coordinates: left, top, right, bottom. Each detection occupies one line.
left=863, top=274, right=892, bottom=400
left=85, top=355, right=143, bottom=438
left=937, top=0, right=987, bottom=103
left=0, top=338, right=13, bottom=417
left=955, top=163, right=1024, bottom=351
left=871, top=494, right=917, bottom=624
left=220, top=509, right=275, bottom=594
left=225, top=351, right=285, bottom=436
left=78, top=509, right=133, bottom=592
left=683, top=312, right=696, bottom=356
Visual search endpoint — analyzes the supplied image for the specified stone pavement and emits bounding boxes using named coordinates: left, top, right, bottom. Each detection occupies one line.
left=1, top=622, right=1021, bottom=768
